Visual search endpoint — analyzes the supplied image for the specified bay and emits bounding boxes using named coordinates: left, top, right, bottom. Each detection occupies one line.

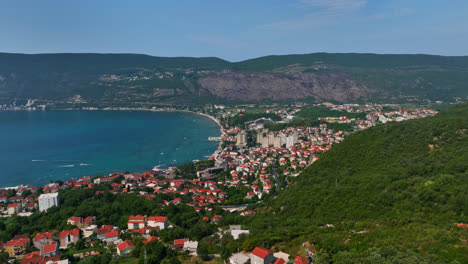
left=0, top=110, right=220, bottom=187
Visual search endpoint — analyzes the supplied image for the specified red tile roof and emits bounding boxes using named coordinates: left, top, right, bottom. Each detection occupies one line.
left=294, top=256, right=309, bottom=264
left=5, top=237, right=29, bottom=247
left=59, top=228, right=79, bottom=238
left=105, top=229, right=119, bottom=238
left=34, top=232, right=53, bottom=241
left=42, top=241, right=58, bottom=254
left=173, top=238, right=189, bottom=246
left=274, top=258, right=286, bottom=264
left=251, top=247, right=272, bottom=259
left=148, top=216, right=167, bottom=223
left=117, top=241, right=135, bottom=252
left=128, top=215, right=146, bottom=223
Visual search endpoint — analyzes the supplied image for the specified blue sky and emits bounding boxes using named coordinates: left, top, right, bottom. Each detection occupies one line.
left=0, top=0, right=467, bottom=61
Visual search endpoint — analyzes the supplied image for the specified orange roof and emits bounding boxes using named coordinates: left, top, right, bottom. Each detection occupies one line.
left=117, top=241, right=135, bottom=252
left=7, top=203, right=20, bottom=208
left=174, top=238, right=189, bottom=245
left=5, top=237, right=29, bottom=247
left=128, top=215, right=146, bottom=223
left=42, top=241, right=58, bottom=254
left=148, top=216, right=167, bottom=222
left=59, top=228, right=79, bottom=238
left=274, top=258, right=286, bottom=264
left=294, top=256, right=309, bottom=264
left=105, top=229, right=119, bottom=238
left=34, top=232, right=53, bottom=241
left=143, top=236, right=159, bottom=244
left=251, top=247, right=272, bottom=259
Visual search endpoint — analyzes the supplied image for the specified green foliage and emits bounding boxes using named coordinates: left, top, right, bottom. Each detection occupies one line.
left=0, top=53, right=467, bottom=104
left=248, top=103, right=468, bottom=263
left=227, top=113, right=281, bottom=127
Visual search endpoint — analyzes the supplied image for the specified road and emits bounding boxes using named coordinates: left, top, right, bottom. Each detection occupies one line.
left=273, top=166, right=279, bottom=191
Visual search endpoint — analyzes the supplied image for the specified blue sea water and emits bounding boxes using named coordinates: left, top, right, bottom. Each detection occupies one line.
left=0, top=111, right=220, bottom=187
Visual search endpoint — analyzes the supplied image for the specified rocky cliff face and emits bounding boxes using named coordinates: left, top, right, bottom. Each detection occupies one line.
left=197, top=72, right=372, bottom=102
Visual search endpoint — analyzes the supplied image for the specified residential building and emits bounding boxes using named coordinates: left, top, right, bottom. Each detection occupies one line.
left=38, top=193, right=59, bottom=212
left=5, top=235, right=29, bottom=256
left=128, top=215, right=146, bottom=230
left=59, top=228, right=80, bottom=249
left=173, top=238, right=189, bottom=249
left=183, top=240, right=198, bottom=253
left=103, top=229, right=119, bottom=243
left=41, top=241, right=59, bottom=257
left=33, top=232, right=54, bottom=250
left=250, top=247, right=274, bottom=264
left=147, top=216, right=167, bottom=230
left=117, top=241, right=135, bottom=256
left=7, top=203, right=21, bottom=215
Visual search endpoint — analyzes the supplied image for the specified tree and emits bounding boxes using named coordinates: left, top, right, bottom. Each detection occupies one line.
left=197, top=242, right=210, bottom=261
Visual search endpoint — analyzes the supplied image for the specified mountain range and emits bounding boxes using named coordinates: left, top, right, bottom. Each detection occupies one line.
left=0, top=52, right=467, bottom=106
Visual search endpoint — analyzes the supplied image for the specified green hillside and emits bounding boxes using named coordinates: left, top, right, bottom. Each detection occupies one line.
left=0, top=52, right=467, bottom=105
left=246, top=103, right=468, bottom=263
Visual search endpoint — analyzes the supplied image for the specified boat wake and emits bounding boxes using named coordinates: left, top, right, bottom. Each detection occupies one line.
left=32, top=160, right=46, bottom=162
left=58, top=164, right=75, bottom=168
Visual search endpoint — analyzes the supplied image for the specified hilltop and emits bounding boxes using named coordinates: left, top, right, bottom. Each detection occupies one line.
left=246, top=103, right=468, bottom=263
left=0, top=53, right=467, bottom=107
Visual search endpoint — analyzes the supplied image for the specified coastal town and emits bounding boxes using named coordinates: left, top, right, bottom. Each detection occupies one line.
left=0, top=102, right=443, bottom=264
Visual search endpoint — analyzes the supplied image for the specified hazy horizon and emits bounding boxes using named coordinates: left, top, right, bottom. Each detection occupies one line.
left=1, top=0, right=467, bottom=61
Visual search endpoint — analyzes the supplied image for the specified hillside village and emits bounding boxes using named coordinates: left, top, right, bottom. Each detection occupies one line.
left=0, top=102, right=444, bottom=263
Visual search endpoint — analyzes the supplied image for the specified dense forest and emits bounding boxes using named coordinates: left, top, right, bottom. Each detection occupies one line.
left=245, top=103, right=468, bottom=263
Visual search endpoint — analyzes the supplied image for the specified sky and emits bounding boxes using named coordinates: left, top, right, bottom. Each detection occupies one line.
left=0, top=0, right=467, bottom=61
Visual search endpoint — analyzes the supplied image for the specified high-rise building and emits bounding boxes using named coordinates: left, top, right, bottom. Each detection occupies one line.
left=38, top=193, right=59, bottom=212
left=236, top=132, right=247, bottom=146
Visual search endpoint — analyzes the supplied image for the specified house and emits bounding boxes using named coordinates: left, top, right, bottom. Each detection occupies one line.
left=183, top=240, right=198, bottom=253
left=59, top=228, right=80, bottom=249
left=147, top=216, right=167, bottom=230
left=128, top=215, right=146, bottom=230
left=7, top=202, right=22, bottom=215
left=173, top=238, right=189, bottom=249
left=0, top=196, right=8, bottom=203
left=41, top=241, right=59, bottom=257
left=97, top=225, right=114, bottom=240
left=103, top=229, right=119, bottom=243
left=5, top=235, right=30, bottom=256
left=229, top=253, right=250, bottom=264
left=117, top=241, right=135, bottom=256
left=33, top=232, right=54, bottom=250
left=250, top=247, right=274, bottom=264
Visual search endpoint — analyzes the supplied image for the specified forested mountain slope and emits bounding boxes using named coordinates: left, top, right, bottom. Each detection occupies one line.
left=0, top=53, right=467, bottom=105
left=247, top=103, right=468, bottom=263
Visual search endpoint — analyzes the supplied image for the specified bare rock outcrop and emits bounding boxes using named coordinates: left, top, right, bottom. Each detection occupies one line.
left=197, top=72, right=371, bottom=102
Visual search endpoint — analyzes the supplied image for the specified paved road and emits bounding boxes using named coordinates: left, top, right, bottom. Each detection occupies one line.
left=273, top=166, right=279, bottom=191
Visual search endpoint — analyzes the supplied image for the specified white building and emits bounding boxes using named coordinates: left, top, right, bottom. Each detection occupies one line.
left=38, top=193, right=59, bottom=212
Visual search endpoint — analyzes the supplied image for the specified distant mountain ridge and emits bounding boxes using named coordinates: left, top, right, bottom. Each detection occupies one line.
left=0, top=52, right=467, bottom=105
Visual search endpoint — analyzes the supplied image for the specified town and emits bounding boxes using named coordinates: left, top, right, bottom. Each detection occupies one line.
left=0, top=102, right=443, bottom=264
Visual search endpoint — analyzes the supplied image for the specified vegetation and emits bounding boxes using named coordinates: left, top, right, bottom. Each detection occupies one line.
left=1, top=52, right=467, bottom=105
left=246, top=103, right=468, bottom=263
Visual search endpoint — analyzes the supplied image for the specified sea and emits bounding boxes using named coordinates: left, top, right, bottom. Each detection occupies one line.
left=0, top=110, right=220, bottom=188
